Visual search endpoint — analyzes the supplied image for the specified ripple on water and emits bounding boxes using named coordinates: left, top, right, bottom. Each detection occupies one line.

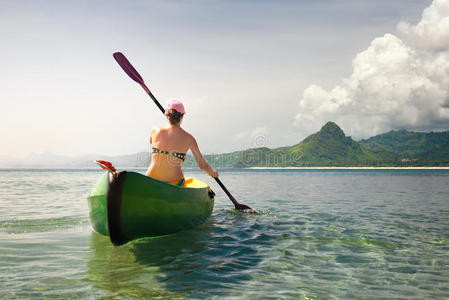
left=0, top=217, right=89, bottom=234
left=1, top=169, right=449, bottom=299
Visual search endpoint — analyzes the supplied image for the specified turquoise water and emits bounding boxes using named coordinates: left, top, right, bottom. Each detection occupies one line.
left=0, top=169, right=448, bottom=299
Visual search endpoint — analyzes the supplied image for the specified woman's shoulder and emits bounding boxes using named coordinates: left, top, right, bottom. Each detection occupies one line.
left=180, top=128, right=194, bottom=140
left=151, top=126, right=165, bottom=133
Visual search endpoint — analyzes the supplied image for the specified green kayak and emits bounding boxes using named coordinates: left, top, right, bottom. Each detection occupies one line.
left=87, top=171, right=215, bottom=245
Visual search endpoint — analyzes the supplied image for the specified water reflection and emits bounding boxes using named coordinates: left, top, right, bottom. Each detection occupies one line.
left=85, top=213, right=264, bottom=298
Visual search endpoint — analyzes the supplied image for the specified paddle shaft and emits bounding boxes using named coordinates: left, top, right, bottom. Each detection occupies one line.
left=140, top=83, right=165, bottom=114
left=146, top=89, right=245, bottom=209
left=143, top=89, right=229, bottom=198
left=148, top=93, right=239, bottom=205
left=149, top=91, right=165, bottom=114
left=214, top=177, right=239, bottom=205
left=113, top=52, right=251, bottom=210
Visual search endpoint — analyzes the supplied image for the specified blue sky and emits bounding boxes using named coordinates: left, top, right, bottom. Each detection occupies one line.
left=2, top=0, right=446, bottom=158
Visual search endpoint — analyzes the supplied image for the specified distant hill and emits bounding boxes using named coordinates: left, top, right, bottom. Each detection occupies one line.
left=0, top=152, right=150, bottom=168
left=284, top=122, right=397, bottom=166
left=416, top=141, right=449, bottom=164
left=359, top=130, right=449, bottom=157
left=188, top=122, right=449, bottom=167
left=184, top=122, right=400, bottom=167
left=2, top=122, right=448, bottom=168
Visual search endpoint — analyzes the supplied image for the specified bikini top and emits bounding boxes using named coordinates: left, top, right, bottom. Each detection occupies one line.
left=152, top=147, right=186, bottom=161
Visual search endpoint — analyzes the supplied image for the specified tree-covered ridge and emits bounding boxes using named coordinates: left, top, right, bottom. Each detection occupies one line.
left=182, top=122, right=449, bottom=167
left=416, top=141, right=449, bottom=163
left=287, top=122, right=385, bottom=166
left=182, top=122, right=392, bottom=167
left=3, top=122, right=446, bottom=168
left=359, top=130, right=449, bottom=157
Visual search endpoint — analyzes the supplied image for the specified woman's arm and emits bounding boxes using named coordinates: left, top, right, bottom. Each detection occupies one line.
left=189, top=137, right=218, bottom=178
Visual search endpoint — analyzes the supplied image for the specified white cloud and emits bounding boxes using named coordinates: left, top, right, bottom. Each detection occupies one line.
left=294, top=0, right=449, bottom=139
left=397, top=0, right=449, bottom=51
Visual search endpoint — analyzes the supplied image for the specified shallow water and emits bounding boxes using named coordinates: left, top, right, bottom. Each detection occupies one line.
left=1, top=169, right=448, bottom=299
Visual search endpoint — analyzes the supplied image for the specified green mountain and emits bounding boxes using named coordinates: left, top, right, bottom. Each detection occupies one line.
left=359, top=130, right=449, bottom=157
left=109, top=123, right=449, bottom=168
left=416, top=141, right=449, bottom=164
left=284, top=122, right=398, bottom=167
left=10, top=122, right=445, bottom=168
left=183, top=122, right=400, bottom=168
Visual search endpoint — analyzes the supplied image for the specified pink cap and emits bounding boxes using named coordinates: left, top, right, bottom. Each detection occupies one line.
left=165, top=100, right=185, bottom=115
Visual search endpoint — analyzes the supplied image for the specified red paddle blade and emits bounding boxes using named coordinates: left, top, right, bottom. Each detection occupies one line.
left=113, top=52, right=145, bottom=85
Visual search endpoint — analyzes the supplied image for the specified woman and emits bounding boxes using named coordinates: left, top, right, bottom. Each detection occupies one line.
left=146, top=100, right=218, bottom=186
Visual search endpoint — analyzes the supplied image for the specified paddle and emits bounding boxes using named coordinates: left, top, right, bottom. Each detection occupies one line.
left=113, top=52, right=252, bottom=211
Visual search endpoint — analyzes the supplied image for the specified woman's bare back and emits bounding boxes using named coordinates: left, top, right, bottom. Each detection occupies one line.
left=146, top=125, right=193, bottom=182
left=145, top=101, right=218, bottom=182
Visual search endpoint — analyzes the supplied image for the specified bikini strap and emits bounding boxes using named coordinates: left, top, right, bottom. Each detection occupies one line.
left=152, top=147, right=186, bottom=161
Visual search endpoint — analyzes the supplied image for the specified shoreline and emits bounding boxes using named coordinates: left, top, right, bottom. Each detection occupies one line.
left=247, top=167, right=449, bottom=170
left=1, top=166, right=449, bottom=171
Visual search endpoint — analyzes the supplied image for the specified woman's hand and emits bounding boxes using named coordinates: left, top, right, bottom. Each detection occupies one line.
left=209, top=169, right=218, bottom=178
